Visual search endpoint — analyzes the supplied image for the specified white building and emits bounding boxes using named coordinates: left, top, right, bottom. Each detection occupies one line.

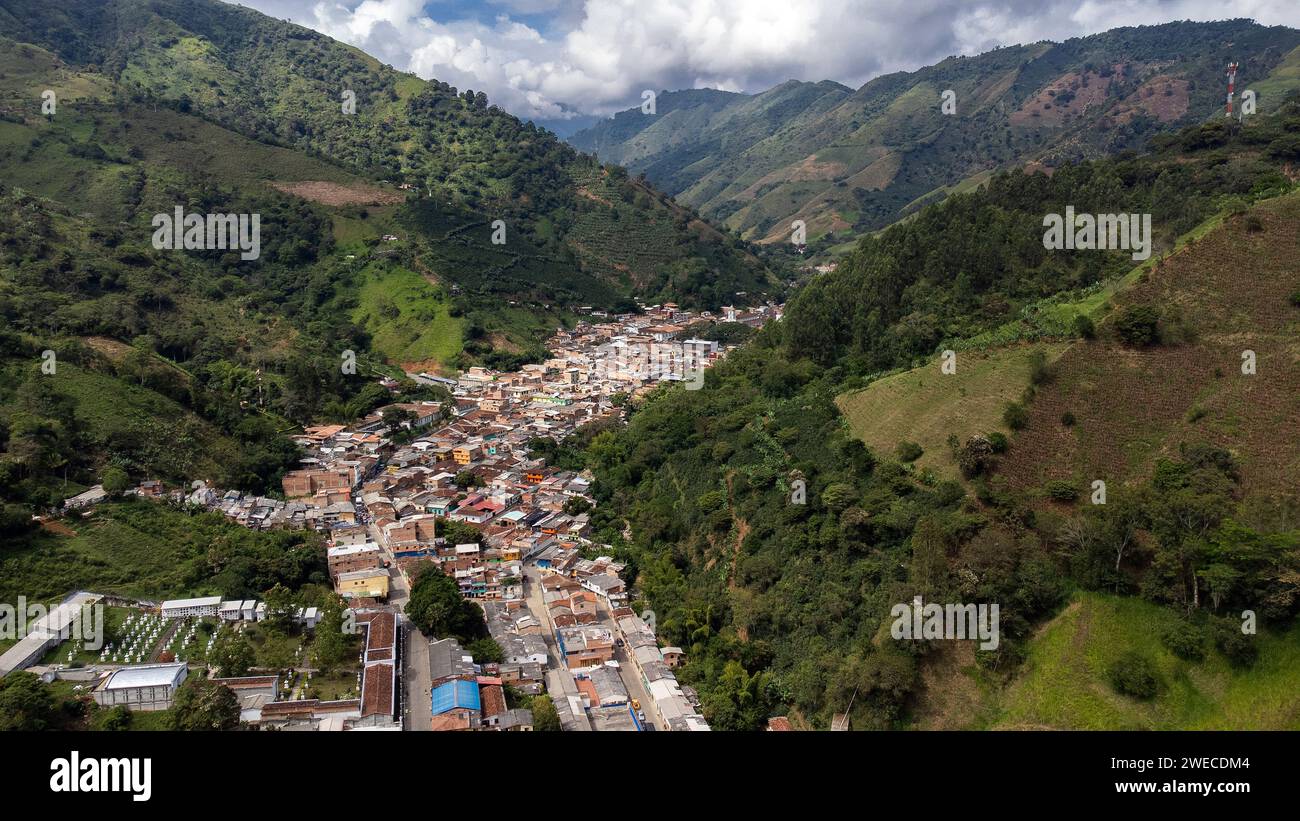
left=0, top=592, right=103, bottom=676
left=63, top=485, right=108, bottom=510
left=161, top=596, right=222, bottom=619
left=218, top=600, right=259, bottom=622
left=92, top=663, right=189, bottom=711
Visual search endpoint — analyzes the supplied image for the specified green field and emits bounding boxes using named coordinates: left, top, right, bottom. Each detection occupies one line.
left=988, top=591, right=1300, bottom=729
left=836, top=344, right=1068, bottom=476
left=39, top=605, right=135, bottom=666
left=0, top=359, right=238, bottom=483
left=351, top=263, right=464, bottom=367
left=1253, top=44, right=1300, bottom=111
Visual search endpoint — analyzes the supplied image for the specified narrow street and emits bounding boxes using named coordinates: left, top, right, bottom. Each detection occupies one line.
left=520, top=563, right=568, bottom=678
left=360, top=504, right=432, bottom=732
left=521, top=561, right=658, bottom=731
left=522, top=562, right=591, bottom=730
left=593, top=597, right=660, bottom=731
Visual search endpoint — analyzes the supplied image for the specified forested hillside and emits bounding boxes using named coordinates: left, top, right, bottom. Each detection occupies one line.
left=574, top=102, right=1300, bottom=729
left=0, top=0, right=774, bottom=310
left=0, top=0, right=777, bottom=526
left=570, top=20, right=1300, bottom=248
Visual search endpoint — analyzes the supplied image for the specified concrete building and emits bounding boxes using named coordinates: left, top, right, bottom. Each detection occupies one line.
left=327, top=543, right=383, bottom=579
left=337, top=569, right=389, bottom=600
left=0, top=592, right=104, bottom=676
left=92, top=663, right=188, bottom=711
left=430, top=679, right=480, bottom=731
left=218, top=600, right=258, bottom=622
left=161, top=596, right=222, bottom=619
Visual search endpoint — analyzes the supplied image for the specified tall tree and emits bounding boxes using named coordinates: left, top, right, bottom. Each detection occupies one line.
left=170, top=679, right=240, bottom=731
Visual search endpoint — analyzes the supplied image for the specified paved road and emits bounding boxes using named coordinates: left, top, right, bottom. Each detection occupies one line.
left=521, top=563, right=567, bottom=675
left=522, top=563, right=592, bottom=731
left=593, top=597, right=660, bottom=731
left=364, top=515, right=432, bottom=732
left=522, top=562, right=662, bottom=731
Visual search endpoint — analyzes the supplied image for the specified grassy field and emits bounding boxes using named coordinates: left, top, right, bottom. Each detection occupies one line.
left=38, top=605, right=134, bottom=666
left=306, top=668, right=362, bottom=701
left=46, top=361, right=236, bottom=478
left=1, top=512, right=197, bottom=602
left=351, top=262, right=464, bottom=369
left=986, top=591, right=1300, bottom=730
left=1253, top=44, right=1300, bottom=111
left=836, top=344, right=1068, bottom=476
left=332, top=204, right=400, bottom=247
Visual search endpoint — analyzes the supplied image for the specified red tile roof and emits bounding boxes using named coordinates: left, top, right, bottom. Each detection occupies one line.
left=480, top=684, right=507, bottom=718
left=362, top=663, right=395, bottom=717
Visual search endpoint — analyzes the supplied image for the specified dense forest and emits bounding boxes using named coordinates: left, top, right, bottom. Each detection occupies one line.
left=572, top=105, right=1300, bottom=729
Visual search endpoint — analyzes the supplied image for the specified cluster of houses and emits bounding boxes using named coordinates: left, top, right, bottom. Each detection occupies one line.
left=42, top=303, right=782, bottom=731
left=426, top=635, right=536, bottom=731
left=526, top=566, right=709, bottom=732
left=70, top=302, right=780, bottom=545
left=540, top=302, right=779, bottom=390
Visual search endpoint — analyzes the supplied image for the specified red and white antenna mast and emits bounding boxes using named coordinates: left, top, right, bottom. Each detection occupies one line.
left=1226, top=61, right=1239, bottom=118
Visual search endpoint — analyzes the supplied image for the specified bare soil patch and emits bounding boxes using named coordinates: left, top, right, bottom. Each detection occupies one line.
left=270, top=180, right=404, bottom=207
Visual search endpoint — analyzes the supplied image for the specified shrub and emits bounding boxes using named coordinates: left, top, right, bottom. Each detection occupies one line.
left=1060, top=411, right=1076, bottom=427
left=1214, top=624, right=1258, bottom=669
left=1161, top=620, right=1206, bottom=662
left=1244, top=214, right=1264, bottom=233
left=1108, top=651, right=1159, bottom=699
left=1003, top=402, right=1029, bottom=431
left=958, top=435, right=995, bottom=479
left=986, top=431, right=1009, bottom=453
left=1289, top=289, right=1300, bottom=308
left=1045, top=479, right=1078, bottom=502
left=1072, top=313, right=1096, bottom=339
left=822, top=482, right=858, bottom=513
left=1114, top=305, right=1161, bottom=347
left=1028, top=349, right=1054, bottom=385
left=895, top=441, right=924, bottom=463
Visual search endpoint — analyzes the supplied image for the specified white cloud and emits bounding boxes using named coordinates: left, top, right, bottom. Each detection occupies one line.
left=230, top=0, right=1300, bottom=121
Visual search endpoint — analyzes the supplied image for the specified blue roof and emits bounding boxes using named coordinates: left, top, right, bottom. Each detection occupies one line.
left=431, top=679, right=480, bottom=715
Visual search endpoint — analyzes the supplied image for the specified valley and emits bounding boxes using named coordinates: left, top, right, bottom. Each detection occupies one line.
left=0, top=0, right=1297, bottom=743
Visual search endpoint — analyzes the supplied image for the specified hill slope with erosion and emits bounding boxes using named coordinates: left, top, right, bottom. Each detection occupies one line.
left=571, top=20, right=1300, bottom=248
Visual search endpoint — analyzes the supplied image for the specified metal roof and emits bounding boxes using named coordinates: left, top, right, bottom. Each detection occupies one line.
left=431, top=679, right=480, bottom=715
left=103, top=663, right=188, bottom=690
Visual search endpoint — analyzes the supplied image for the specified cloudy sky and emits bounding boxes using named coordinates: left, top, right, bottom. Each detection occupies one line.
left=232, top=0, right=1300, bottom=131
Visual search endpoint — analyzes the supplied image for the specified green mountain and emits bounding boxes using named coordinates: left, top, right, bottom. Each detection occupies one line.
left=0, top=0, right=780, bottom=516
left=570, top=20, right=1300, bottom=246
left=0, top=0, right=775, bottom=317
left=576, top=100, right=1300, bottom=730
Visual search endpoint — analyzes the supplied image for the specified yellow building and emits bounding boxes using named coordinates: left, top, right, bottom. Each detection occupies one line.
left=452, top=446, right=479, bottom=465
left=336, top=569, right=389, bottom=600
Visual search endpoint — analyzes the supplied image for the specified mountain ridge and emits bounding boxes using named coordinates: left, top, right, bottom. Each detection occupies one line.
left=569, top=19, right=1300, bottom=246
